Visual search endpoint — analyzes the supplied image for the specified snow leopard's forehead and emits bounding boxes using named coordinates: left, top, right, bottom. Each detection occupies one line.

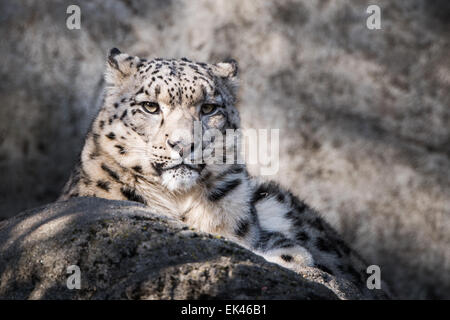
left=130, top=57, right=230, bottom=108
left=104, top=49, right=238, bottom=112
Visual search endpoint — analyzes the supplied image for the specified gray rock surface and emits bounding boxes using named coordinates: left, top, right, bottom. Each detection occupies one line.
left=0, top=0, right=449, bottom=299
left=0, top=197, right=377, bottom=300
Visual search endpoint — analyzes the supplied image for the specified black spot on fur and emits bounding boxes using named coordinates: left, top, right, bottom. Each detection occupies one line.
left=234, top=219, right=250, bottom=238
left=292, top=198, right=308, bottom=213
left=318, top=237, right=343, bottom=258
left=215, top=165, right=244, bottom=181
left=272, top=238, right=294, bottom=248
left=114, top=144, right=126, bottom=154
left=81, top=177, right=91, bottom=186
left=106, top=132, right=116, bottom=140
left=256, top=230, right=294, bottom=251
left=284, top=210, right=295, bottom=219
left=296, top=231, right=310, bottom=242
left=309, top=218, right=325, bottom=232
left=132, top=165, right=143, bottom=174
left=96, top=180, right=110, bottom=191
left=251, top=190, right=268, bottom=204
left=151, top=163, right=163, bottom=176
left=285, top=207, right=307, bottom=229
left=208, top=178, right=241, bottom=202
left=281, top=254, right=293, bottom=262
left=251, top=181, right=282, bottom=204
left=120, top=187, right=146, bottom=204
left=276, top=193, right=285, bottom=202
left=101, top=163, right=120, bottom=181
left=136, top=87, right=144, bottom=95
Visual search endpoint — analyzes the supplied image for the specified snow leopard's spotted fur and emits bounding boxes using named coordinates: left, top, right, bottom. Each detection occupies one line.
left=60, top=48, right=385, bottom=298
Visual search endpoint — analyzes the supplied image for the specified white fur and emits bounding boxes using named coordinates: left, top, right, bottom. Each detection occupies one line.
left=255, top=196, right=292, bottom=236
left=258, top=247, right=315, bottom=270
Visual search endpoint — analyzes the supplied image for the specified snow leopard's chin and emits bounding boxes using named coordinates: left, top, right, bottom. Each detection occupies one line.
left=161, top=166, right=200, bottom=192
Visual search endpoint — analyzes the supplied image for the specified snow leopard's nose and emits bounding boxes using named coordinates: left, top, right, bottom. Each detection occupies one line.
left=167, top=140, right=195, bottom=158
left=167, top=139, right=179, bottom=150
left=167, top=139, right=183, bottom=157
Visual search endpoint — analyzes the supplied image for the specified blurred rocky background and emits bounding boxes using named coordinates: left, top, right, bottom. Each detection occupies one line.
left=0, top=0, right=449, bottom=299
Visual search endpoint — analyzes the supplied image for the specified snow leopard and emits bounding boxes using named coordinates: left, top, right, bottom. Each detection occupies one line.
left=60, top=48, right=387, bottom=298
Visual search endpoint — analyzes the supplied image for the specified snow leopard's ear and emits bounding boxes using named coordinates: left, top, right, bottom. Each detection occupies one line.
left=105, top=48, right=139, bottom=87
left=211, top=59, right=239, bottom=98
left=212, top=59, right=238, bottom=79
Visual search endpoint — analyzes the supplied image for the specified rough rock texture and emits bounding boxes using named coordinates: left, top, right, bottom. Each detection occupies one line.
left=0, top=197, right=378, bottom=300
left=0, top=0, right=449, bottom=299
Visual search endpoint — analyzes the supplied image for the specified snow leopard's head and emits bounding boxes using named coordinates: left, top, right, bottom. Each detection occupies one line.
left=91, top=48, right=240, bottom=191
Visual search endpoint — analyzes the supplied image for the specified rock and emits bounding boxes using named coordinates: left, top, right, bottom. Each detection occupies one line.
left=1, top=0, right=449, bottom=299
left=0, top=197, right=377, bottom=300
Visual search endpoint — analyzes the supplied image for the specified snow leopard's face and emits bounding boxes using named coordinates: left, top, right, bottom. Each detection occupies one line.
left=94, top=48, right=240, bottom=191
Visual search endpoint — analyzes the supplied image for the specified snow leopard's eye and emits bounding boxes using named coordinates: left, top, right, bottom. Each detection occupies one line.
left=141, top=101, right=160, bottom=114
left=200, top=103, right=219, bottom=116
